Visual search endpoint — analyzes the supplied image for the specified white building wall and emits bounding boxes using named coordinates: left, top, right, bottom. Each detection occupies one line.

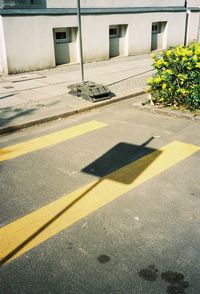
left=188, top=0, right=200, bottom=7
left=2, top=15, right=78, bottom=73
left=188, top=12, right=200, bottom=43
left=2, top=11, right=187, bottom=74
left=47, top=0, right=185, bottom=8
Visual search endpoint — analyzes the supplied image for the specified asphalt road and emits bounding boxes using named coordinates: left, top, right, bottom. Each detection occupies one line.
left=0, top=97, right=200, bottom=294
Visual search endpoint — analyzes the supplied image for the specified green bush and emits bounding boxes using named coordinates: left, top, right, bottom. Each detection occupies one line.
left=147, top=43, right=200, bottom=110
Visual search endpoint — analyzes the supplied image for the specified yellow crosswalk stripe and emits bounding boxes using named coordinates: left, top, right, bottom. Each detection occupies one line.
left=0, top=121, right=107, bottom=162
left=0, top=141, right=199, bottom=266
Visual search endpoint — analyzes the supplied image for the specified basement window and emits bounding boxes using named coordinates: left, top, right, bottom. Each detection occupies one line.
left=109, top=25, right=120, bottom=38
left=54, top=28, right=72, bottom=43
left=56, top=32, right=67, bottom=40
left=152, top=23, right=162, bottom=34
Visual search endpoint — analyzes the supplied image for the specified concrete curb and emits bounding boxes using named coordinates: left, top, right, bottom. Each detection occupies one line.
left=132, top=102, right=200, bottom=122
left=1, top=90, right=198, bottom=135
left=0, top=91, right=144, bottom=135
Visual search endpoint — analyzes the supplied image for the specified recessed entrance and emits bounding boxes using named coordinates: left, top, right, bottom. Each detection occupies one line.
left=53, top=27, right=78, bottom=65
left=151, top=22, right=167, bottom=51
left=109, top=24, right=128, bottom=58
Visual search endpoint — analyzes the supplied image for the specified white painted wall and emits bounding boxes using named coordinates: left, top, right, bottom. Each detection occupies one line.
left=2, top=15, right=78, bottom=73
left=47, top=0, right=185, bottom=8
left=188, top=12, right=200, bottom=42
left=188, top=0, right=200, bottom=7
left=82, top=12, right=184, bottom=58
left=0, top=11, right=191, bottom=74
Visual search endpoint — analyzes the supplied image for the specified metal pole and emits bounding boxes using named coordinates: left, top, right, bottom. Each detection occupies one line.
left=184, top=0, right=189, bottom=46
left=77, top=0, right=84, bottom=84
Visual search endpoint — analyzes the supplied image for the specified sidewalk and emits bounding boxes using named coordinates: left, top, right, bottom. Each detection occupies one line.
left=0, top=54, right=153, bottom=134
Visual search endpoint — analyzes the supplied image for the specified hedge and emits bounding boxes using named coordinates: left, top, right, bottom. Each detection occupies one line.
left=147, top=43, right=200, bottom=110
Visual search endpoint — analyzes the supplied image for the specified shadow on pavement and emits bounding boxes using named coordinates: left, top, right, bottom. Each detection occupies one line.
left=0, top=94, right=15, bottom=100
left=0, top=137, right=162, bottom=266
left=0, top=106, right=36, bottom=129
left=108, top=69, right=153, bottom=86
left=82, top=137, right=155, bottom=182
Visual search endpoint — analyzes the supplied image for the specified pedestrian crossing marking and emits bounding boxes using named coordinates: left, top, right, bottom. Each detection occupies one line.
left=0, top=141, right=199, bottom=266
left=0, top=120, right=107, bottom=162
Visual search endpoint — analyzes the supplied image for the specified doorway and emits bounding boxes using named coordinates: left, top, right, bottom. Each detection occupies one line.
left=109, top=25, right=128, bottom=58
left=151, top=22, right=167, bottom=51
left=53, top=27, right=78, bottom=65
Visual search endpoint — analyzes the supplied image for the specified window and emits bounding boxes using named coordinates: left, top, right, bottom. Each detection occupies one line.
left=2, top=0, right=46, bottom=8
left=152, top=23, right=162, bottom=34
left=152, top=25, right=158, bottom=32
left=54, top=28, right=72, bottom=44
left=109, top=26, right=120, bottom=38
left=56, top=32, right=67, bottom=40
left=110, top=28, right=117, bottom=36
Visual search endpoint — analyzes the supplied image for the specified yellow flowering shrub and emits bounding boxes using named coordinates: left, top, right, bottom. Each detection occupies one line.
left=147, top=43, right=200, bottom=110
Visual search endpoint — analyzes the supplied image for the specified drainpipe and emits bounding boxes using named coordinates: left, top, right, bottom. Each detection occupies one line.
left=184, top=0, right=190, bottom=46
left=198, top=14, right=200, bottom=42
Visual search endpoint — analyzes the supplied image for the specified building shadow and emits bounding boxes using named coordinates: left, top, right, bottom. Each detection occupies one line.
left=0, top=137, right=162, bottom=266
left=0, top=106, right=37, bottom=129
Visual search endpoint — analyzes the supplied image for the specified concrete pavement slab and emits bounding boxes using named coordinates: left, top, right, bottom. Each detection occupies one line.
left=8, top=80, right=49, bottom=92
left=33, top=83, right=70, bottom=97
left=0, top=84, right=17, bottom=94
left=40, top=72, right=82, bottom=85
left=0, top=95, right=27, bottom=108
left=17, top=89, right=54, bottom=101
left=1, top=73, right=46, bottom=83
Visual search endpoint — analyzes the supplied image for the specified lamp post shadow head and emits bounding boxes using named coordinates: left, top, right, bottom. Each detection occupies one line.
left=82, top=137, right=162, bottom=185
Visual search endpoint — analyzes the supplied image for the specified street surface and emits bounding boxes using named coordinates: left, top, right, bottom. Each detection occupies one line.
left=0, top=98, right=200, bottom=294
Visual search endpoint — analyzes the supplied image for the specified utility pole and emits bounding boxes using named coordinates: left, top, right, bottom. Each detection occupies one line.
left=76, top=0, right=84, bottom=84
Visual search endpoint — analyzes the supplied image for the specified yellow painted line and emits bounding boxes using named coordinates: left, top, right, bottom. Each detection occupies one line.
left=0, top=121, right=107, bottom=163
left=0, top=141, right=199, bottom=266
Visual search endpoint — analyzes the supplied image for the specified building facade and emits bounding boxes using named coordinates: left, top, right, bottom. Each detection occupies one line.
left=0, top=0, right=200, bottom=74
